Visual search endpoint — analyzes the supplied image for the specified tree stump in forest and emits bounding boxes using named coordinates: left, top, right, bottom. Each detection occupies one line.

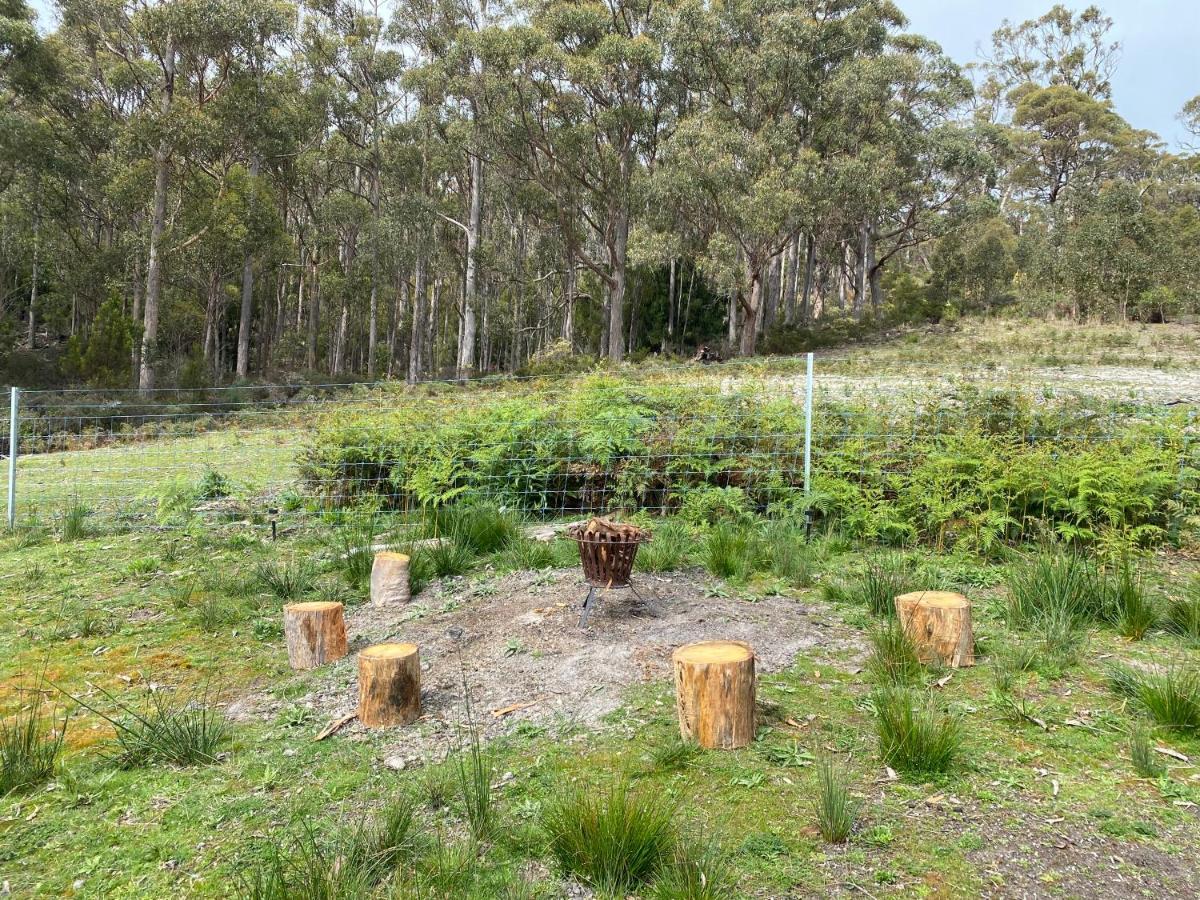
left=283, top=601, right=348, bottom=670
left=358, top=643, right=422, bottom=728
left=672, top=640, right=756, bottom=749
left=371, top=551, right=411, bottom=606
left=895, top=591, right=975, bottom=668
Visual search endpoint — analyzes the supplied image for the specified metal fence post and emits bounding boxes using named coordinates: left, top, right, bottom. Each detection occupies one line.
left=6, top=386, right=18, bottom=530
left=803, top=352, right=814, bottom=495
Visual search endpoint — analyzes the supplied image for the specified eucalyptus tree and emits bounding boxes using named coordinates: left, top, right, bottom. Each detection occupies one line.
left=497, top=0, right=673, bottom=362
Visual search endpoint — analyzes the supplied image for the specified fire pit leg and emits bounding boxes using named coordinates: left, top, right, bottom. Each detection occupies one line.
left=629, top=583, right=661, bottom=618
left=579, top=586, right=598, bottom=629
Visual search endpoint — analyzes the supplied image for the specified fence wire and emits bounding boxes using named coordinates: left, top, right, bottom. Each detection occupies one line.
left=3, top=355, right=1198, bottom=534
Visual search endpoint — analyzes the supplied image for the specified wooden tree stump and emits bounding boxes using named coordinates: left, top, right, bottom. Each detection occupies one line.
left=371, top=551, right=411, bottom=606
left=672, top=640, right=756, bottom=749
left=358, top=643, right=422, bottom=728
left=283, top=601, right=348, bottom=670
left=895, top=591, right=975, bottom=668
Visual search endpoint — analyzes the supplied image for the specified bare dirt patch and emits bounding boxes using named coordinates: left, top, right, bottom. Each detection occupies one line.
left=229, top=568, right=861, bottom=760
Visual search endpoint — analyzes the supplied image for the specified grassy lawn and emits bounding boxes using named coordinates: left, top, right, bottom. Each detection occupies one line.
left=3, top=320, right=1200, bottom=898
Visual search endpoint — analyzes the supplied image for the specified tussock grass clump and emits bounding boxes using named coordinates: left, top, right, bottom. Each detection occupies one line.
left=192, top=595, right=249, bottom=631
left=651, top=839, right=731, bottom=900
left=543, top=780, right=676, bottom=895
left=329, top=517, right=381, bottom=589
left=1129, top=729, right=1165, bottom=779
left=703, top=521, right=751, bottom=580
left=760, top=521, right=816, bottom=587
left=454, top=730, right=495, bottom=842
left=424, top=540, right=474, bottom=579
left=439, top=502, right=521, bottom=555
left=496, top=537, right=556, bottom=572
left=651, top=738, right=701, bottom=773
left=0, top=699, right=66, bottom=794
left=59, top=497, right=91, bottom=542
left=873, top=687, right=961, bottom=774
left=821, top=552, right=912, bottom=617
left=1165, top=579, right=1200, bottom=641
left=1108, top=664, right=1200, bottom=734
left=1106, top=562, right=1157, bottom=640
left=866, top=620, right=923, bottom=685
left=70, top=685, right=228, bottom=768
left=638, top=521, right=692, bottom=573
left=1006, top=547, right=1105, bottom=628
left=814, top=757, right=857, bottom=843
left=239, top=796, right=417, bottom=899
left=254, top=560, right=318, bottom=601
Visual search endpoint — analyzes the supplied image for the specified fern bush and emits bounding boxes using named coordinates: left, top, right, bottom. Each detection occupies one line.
left=299, top=378, right=1194, bottom=551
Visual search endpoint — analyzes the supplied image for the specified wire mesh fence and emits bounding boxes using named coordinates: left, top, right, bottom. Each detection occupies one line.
left=3, top=354, right=1198, bottom=541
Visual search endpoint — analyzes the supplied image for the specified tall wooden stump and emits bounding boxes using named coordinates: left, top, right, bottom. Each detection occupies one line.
left=895, top=591, right=975, bottom=668
left=371, top=551, right=411, bottom=606
left=283, top=601, right=348, bottom=670
left=672, top=640, right=756, bottom=749
left=358, top=643, right=422, bottom=728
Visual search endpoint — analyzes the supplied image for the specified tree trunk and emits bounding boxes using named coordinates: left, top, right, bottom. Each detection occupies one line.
left=140, top=35, right=175, bottom=393
left=738, top=261, right=763, bottom=356
left=562, top=253, right=576, bottom=346
left=801, top=234, right=816, bottom=324
left=895, top=591, right=975, bottom=668
left=408, top=254, right=427, bottom=383
left=235, top=157, right=260, bottom=380
left=783, top=234, right=799, bottom=326
left=666, top=258, right=676, bottom=352
left=306, top=250, right=320, bottom=370
left=130, top=253, right=144, bottom=383
left=283, top=601, right=348, bottom=670
left=672, top=640, right=756, bottom=750
left=367, top=171, right=381, bottom=378
left=358, top=643, right=421, bottom=728
left=371, top=551, right=411, bottom=606
left=607, top=203, right=629, bottom=363
left=27, top=204, right=38, bottom=349
left=458, top=146, right=484, bottom=379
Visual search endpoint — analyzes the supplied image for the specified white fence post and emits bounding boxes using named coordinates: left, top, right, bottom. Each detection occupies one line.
left=6, top=386, right=18, bottom=530
left=803, top=352, right=814, bottom=495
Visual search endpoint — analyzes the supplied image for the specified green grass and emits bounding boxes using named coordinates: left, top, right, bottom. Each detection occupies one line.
left=1109, top=664, right=1200, bottom=734
left=873, top=686, right=962, bottom=775
left=1129, top=728, right=1166, bottom=779
left=637, top=520, right=692, bottom=573
left=866, top=619, right=923, bottom=686
left=1108, top=562, right=1158, bottom=640
left=814, top=756, right=857, bottom=843
left=542, top=780, right=677, bottom=895
left=0, top=696, right=66, bottom=794
left=253, top=559, right=318, bottom=601
left=702, top=521, right=750, bottom=580
left=822, top=552, right=912, bottom=617
left=440, top=502, right=522, bottom=555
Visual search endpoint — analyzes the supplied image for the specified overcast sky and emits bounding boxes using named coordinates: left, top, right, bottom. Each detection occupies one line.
left=26, top=0, right=1199, bottom=148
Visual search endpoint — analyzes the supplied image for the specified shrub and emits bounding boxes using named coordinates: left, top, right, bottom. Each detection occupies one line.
left=638, top=521, right=692, bottom=573
left=814, top=757, right=857, bottom=843
left=867, top=620, right=923, bottom=686
left=679, top=487, right=754, bottom=528
left=0, top=698, right=66, bottom=794
left=543, top=780, right=676, bottom=894
left=873, top=687, right=961, bottom=774
left=254, top=560, right=318, bottom=600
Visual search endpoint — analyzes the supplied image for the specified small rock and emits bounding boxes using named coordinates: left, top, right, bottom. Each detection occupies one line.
left=283, top=748, right=298, bottom=757
left=384, top=756, right=406, bottom=771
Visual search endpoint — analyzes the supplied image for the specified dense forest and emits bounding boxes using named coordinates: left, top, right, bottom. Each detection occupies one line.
left=0, top=0, right=1197, bottom=390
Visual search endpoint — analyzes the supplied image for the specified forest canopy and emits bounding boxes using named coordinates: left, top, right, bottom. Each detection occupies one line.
left=1, top=0, right=1197, bottom=390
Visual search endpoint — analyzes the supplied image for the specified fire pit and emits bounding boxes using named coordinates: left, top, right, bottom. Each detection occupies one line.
left=566, top=517, right=652, bottom=627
